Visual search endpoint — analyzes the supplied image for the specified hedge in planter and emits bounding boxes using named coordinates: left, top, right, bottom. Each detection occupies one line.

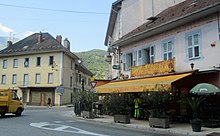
left=72, top=90, right=98, bottom=118
left=103, top=93, right=130, bottom=124
left=141, top=85, right=174, bottom=128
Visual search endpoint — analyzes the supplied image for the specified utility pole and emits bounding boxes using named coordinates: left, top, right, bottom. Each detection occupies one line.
left=152, top=0, right=154, bottom=16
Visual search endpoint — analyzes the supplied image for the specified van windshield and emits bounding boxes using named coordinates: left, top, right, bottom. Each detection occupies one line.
left=11, top=92, right=19, bottom=100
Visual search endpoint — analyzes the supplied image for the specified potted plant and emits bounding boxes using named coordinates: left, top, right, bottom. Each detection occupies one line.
left=141, top=85, right=173, bottom=128
left=103, top=93, right=130, bottom=124
left=72, top=90, right=98, bottom=118
left=187, top=96, right=205, bottom=132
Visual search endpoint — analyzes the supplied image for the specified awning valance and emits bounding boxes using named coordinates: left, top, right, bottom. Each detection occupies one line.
left=95, top=73, right=191, bottom=93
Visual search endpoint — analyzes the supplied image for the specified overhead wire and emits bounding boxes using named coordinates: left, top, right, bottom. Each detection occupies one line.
left=0, top=3, right=110, bottom=15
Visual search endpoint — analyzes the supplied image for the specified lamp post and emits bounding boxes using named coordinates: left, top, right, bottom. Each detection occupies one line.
left=74, top=61, right=80, bottom=92
left=190, top=63, right=194, bottom=70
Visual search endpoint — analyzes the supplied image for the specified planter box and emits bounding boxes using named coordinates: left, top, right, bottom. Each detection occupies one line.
left=114, top=114, right=130, bottom=124
left=149, top=117, right=169, bottom=128
left=82, top=111, right=94, bottom=119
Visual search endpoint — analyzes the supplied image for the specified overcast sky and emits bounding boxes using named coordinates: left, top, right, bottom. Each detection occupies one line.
left=0, top=0, right=115, bottom=52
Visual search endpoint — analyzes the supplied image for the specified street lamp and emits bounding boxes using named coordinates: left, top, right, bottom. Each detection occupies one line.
left=52, top=61, right=58, bottom=71
left=74, top=60, right=81, bottom=92
left=190, top=63, right=194, bottom=70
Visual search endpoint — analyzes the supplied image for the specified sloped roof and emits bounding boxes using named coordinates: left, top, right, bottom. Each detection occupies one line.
left=113, top=0, right=220, bottom=47
left=0, top=32, right=93, bottom=76
left=0, top=33, right=71, bottom=57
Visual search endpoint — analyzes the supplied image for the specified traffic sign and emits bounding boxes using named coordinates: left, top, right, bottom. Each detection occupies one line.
left=90, top=81, right=97, bottom=88
left=55, top=86, right=64, bottom=94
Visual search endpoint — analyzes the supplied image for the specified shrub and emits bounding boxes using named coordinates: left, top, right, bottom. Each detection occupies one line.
left=72, top=90, right=98, bottom=111
left=103, top=93, right=130, bottom=115
left=141, top=85, right=174, bottom=118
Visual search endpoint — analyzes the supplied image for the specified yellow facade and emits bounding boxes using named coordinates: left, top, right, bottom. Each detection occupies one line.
left=0, top=33, right=93, bottom=106
left=0, top=51, right=92, bottom=106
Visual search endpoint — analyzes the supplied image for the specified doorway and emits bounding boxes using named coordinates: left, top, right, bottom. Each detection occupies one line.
left=40, top=93, right=46, bottom=106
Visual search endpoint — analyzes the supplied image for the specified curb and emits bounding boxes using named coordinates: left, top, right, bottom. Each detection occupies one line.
left=73, top=115, right=211, bottom=136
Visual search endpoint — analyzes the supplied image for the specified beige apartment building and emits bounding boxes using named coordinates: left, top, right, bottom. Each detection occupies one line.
left=0, top=32, right=93, bottom=106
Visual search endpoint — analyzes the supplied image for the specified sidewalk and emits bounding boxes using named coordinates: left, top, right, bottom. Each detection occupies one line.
left=74, top=114, right=220, bottom=136
left=24, top=104, right=73, bottom=110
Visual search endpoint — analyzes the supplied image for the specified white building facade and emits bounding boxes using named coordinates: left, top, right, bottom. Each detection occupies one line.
left=106, top=0, right=220, bottom=80
left=106, top=0, right=185, bottom=79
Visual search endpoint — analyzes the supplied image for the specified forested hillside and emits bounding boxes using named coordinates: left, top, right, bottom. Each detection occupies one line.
left=75, top=49, right=108, bottom=79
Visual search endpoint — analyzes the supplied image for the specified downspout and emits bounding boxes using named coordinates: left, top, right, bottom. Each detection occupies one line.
left=60, top=52, right=63, bottom=85
left=217, top=12, right=220, bottom=40
left=59, top=52, right=64, bottom=106
left=152, top=0, right=154, bottom=16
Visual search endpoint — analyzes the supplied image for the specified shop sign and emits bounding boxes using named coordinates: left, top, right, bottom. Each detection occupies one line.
left=112, top=65, right=120, bottom=70
left=131, top=58, right=176, bottom=77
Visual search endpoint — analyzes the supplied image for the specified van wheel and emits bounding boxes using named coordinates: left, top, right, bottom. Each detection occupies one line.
left=15, top=108, right=22, bottom=116
left=1, top=113, right=6, bottom=117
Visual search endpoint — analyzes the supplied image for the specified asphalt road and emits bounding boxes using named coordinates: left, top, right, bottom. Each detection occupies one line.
left=0, top=107, right=180, bottom=136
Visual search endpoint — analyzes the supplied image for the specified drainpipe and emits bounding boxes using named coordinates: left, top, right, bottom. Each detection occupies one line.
left=117, top=47, right=121, bottom=78
left=217, top=12, right=220, bottom=40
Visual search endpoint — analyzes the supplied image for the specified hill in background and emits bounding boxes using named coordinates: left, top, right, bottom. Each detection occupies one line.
left=75, top=49, right=108, bottom=79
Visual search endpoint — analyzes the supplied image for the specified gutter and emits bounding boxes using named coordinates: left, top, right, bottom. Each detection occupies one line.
left=0, top=47, right=79, bottom=59
left=113, top=2, right=220, bottom=47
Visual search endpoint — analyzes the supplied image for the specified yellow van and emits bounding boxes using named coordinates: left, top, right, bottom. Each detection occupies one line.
left=0, top=89, right=24, bottom=117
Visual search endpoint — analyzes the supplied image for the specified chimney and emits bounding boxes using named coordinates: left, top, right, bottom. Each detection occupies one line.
left=7, top=41, right=13, bottom=47
left=56, top=35, right=62, bottom=44
left=38, top=32, right=42, bottom=43
left=64, top=38, right=70, bottom=50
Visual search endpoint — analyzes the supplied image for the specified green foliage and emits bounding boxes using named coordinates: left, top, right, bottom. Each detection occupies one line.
left=72, top=90, right=98, bottom=111
left=103, top=93, right=130, bottom=115
left=75, top=49, right=108, bottom=79
left=187, top=96, right=205, bottom=118
left=141, top=85, right=173, bottom=118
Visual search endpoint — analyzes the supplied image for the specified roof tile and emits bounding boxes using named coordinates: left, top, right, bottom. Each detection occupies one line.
left=0, top=33, right=66, bottom=56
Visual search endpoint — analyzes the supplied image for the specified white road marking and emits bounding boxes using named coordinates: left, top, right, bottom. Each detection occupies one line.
left=54, top=121, right=63, bottom=123
left=66, top=121, right=76, bottom=123
left=75, top=119, right=86, bottom=122
left=30, top=122, right=110, bottom=136
left=54, top=126, right=69, bottom=131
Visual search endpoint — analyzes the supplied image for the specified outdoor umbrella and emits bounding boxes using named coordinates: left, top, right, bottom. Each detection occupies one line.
left=190, top=83, right=220, bottom=95
left=190, top=83, right=220, bottom=128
